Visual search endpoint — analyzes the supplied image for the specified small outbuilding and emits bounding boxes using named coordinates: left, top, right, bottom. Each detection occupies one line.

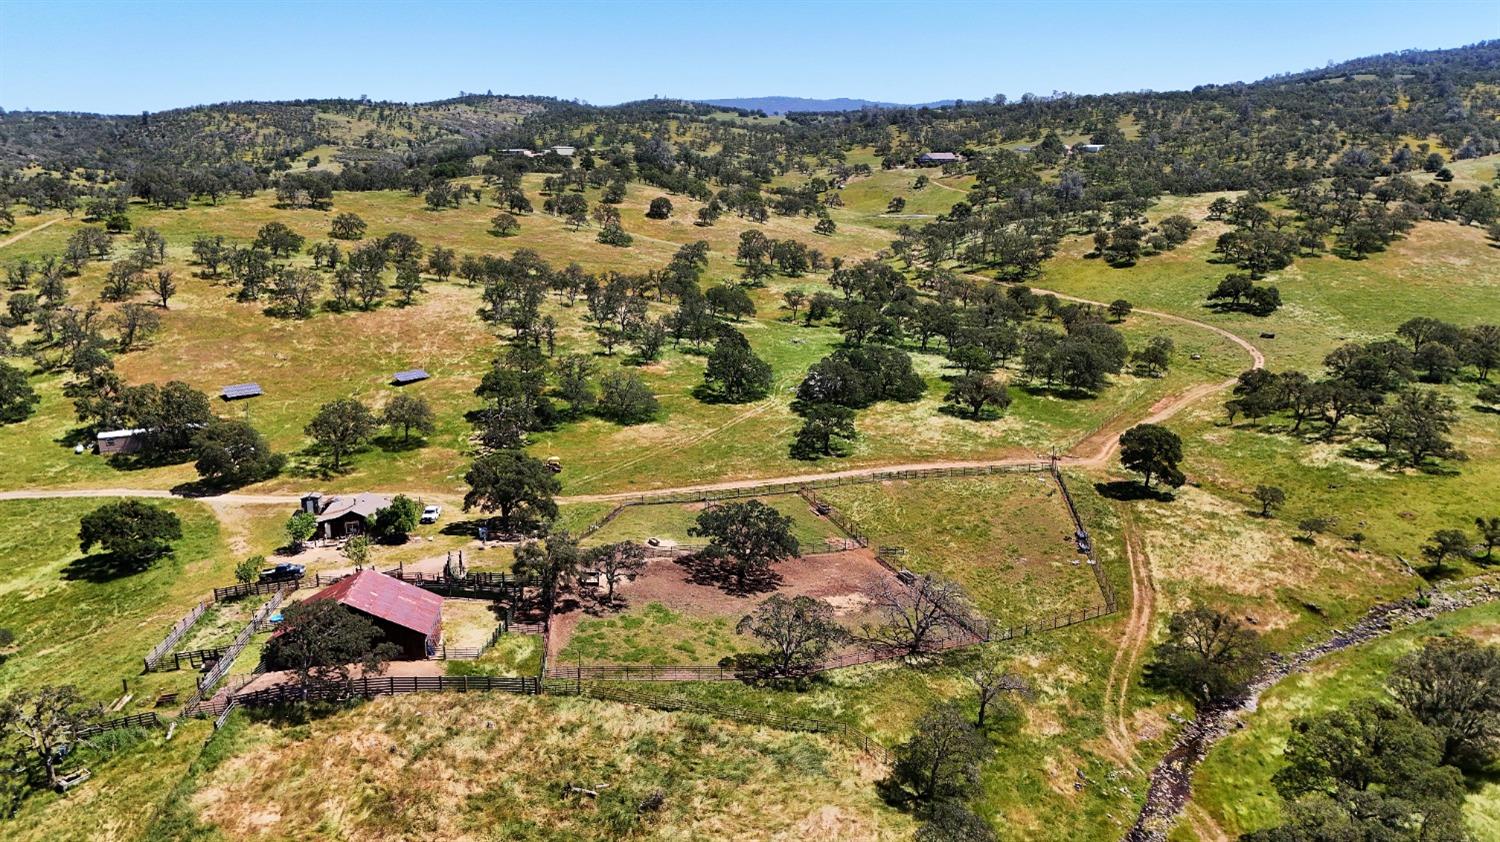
left=392, top=368, right=430, bottom=386
left=300, top=570, right=443, bottom=660
left=96, top=427, right=148, bottom=455
left=221, top=383, right=263, bottom=401
left=298, top=492, right=392, bottom=540
left=916, top=152, right=962, bottom=166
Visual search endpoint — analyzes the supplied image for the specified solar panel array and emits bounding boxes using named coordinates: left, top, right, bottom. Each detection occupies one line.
left=221, top=383, right=263, bottom=400
left=392, top=369, right=430, bottom=384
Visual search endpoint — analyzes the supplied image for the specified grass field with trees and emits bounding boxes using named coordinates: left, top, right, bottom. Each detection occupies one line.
left=3, top=37, right=1500, bottom=842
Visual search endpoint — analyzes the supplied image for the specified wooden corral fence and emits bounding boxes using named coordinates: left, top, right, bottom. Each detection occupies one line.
left=600, top=462, right=1048, bottom=507
left=153, top=646, right=229, bottom=673
left=1048, top=463, right=1119, bottom=613
left=191, top=674, right=542, bottom=718
left=545, top=631, right=987, bottom=684
left=213, top=577, right=305, bottom=602
left=212, top=699, right=239, bottom=731
left=179, top=586, right=291, bottom=716
left=987, top=602, right=1115, bottom=641
left=642, top=542, right=708, bottom=558
left=142, top=600, right=210, bottom=672
left=796, top=488, right=869, bottom=547
left=544, top=601, right=1112, bottom=685
left=76, top=711, right=163, bottom=739
left=393, top=570, right=525, bottom=600
left=436, top=621, right=508, bottom=660
left=578, top=503, right=631, bottom=540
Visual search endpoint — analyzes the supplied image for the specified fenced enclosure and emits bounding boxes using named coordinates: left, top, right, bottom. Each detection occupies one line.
left=190, top=674, right=542, bottom=718
left=436, top=620, right=508, bottom=660
left=213, top=577, right=305, bottom=602
left=547, top=681, right=893, bottom=764
left=154, top=646, right=228, bottom=673
left=544, top=460, right=1120, bottom=685
left=797, top=488, right=870, bottom=547
left=76, top=711, right=163, bottom=739
left=179, top=586, right=291, bottom=716
left=610, top=461, right=1050, bottom=507
left=142, top=600, right=210, bottom=672
left=1048, top=463, right=1119, bottom=612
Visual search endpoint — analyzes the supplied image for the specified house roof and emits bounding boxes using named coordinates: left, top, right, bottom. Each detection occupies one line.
left=919, top=152, right=960, bottom=161
left=314, top=492, right=392, bottom=523
left=304, top=570, right=442, bottom=637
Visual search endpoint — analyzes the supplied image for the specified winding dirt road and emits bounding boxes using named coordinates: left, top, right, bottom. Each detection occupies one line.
left=0, top=216, right=64, bottom=250
left=0, top=289, right=1262, bottom=508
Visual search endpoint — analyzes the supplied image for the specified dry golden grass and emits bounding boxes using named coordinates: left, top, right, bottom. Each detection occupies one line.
left=188, top=693, right=911, bottom=841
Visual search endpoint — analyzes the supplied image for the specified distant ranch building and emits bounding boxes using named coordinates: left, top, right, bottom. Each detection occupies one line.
left=96, top=427, right=148, bottom=455
left=916, top=151, right=962, bottom=166
left=298, top=570, right=443, bottom=660
left=299, top=492, right=392, bottom=540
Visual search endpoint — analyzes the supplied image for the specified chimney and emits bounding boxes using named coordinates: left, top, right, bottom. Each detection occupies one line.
left=301, top=492, right=322, bottom=514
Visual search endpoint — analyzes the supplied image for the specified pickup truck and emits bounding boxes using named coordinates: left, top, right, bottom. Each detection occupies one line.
left=258, top=562, right=305, bottom=583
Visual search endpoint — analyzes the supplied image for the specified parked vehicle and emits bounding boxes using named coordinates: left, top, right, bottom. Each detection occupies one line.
left=421, top=505, right=442, bottom=524
left=258, top=562, right=305, bottom=583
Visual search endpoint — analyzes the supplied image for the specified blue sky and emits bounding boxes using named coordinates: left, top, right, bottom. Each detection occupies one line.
left=1, top=0, right=1495, bottom=113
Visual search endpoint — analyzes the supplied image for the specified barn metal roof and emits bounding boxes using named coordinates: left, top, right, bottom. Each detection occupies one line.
left=304, top=570, right=442, bottom=637
left=96, top=427, right=148, bottom=440
left=392, top=369, right=430, bottom=385
left=221, top=383, right=263, bottom=400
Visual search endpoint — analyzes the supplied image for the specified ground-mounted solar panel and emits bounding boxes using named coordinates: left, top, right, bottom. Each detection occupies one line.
left=221, top=382, right=263, bottom=400
left=392, top=369, right=430, bottom=385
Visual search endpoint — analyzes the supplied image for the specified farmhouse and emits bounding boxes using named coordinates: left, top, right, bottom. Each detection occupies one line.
left=916, top=151, right=962, bottom=166
left=300, top=570, right=443, bottom=659
left=95, top=427, right=148, bottom=455
left=298, top=492, right=392, bottom=540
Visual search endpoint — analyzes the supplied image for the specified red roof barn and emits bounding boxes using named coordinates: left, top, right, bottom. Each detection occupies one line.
left=303, top=570, right=443, bottom=660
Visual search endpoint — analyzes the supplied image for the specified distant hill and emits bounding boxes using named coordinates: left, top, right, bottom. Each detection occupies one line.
left=697, top=96, right=957, bottom=114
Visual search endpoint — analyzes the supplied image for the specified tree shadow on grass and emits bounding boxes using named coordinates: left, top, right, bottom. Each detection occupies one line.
left=372, top=433, right=428, bottom=453
left=673, top=553, right=783, bottom=596
left=53, top=426, right=96, bottom=451
left=1020, top=383, right=1097, bottom=401
left=284, top=449, right=364, bottom=481
left=62, top=551, right=163, bottom=582
left=245, top=698, right=358, bottom=726
left=936, top=404, right=1000, bottom=422
left=1093, top=480, right=1175, bottom=503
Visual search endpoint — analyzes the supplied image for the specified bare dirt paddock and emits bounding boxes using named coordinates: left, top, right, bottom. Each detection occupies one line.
left=546, top=548, right=900, bottom=667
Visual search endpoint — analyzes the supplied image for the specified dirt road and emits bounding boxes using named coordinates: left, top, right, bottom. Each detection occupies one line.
left=0, top=216, right=63, bottom=250
left=0, top=287, right=1261, bottom=507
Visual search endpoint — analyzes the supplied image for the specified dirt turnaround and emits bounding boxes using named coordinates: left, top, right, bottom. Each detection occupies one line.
left=1125, top=576, right=1500, bottom=842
